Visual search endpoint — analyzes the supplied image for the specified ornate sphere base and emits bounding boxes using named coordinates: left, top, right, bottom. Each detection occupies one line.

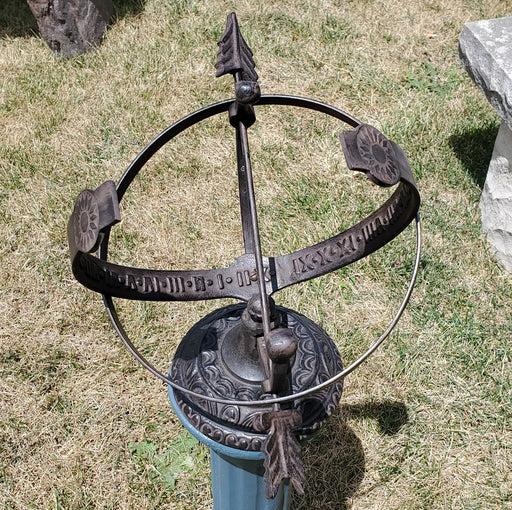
left=170, top=303, right=343, bottom=506
left=171, top=303, right=344, bottom=451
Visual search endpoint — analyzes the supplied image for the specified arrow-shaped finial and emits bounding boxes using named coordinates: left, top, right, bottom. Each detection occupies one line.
left=215, top=12, right=258, bottom=82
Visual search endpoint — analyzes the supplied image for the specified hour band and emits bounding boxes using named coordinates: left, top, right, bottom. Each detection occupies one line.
left=68, top=95, right=420, bottom=302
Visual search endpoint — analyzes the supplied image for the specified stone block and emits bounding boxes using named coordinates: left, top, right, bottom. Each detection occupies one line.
left=479, top=120, right=512, bottom=272
left=26, top=0, right=115, bottom=58
left=459, top=16, right=512, bottom=131
left=459, top=17, right=512, bottom=271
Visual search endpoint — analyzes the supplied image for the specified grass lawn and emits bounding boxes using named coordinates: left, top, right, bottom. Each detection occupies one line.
left=1, top=0, right=511, bottom=508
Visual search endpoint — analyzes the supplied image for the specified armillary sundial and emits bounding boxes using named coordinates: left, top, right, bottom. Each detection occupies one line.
left=68, top=12, right=421, bottom=509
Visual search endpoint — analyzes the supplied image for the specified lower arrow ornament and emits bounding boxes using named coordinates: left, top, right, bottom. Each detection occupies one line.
left=254, top=409, right=306, bottom=499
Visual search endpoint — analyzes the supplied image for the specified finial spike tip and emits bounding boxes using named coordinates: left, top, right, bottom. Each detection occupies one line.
left=215, top=12, right=258, bottom=82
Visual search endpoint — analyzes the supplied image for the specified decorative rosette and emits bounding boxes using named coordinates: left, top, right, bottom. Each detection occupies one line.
left=73, top=190, right=101, bottom=253
left=340, top=124, right=404, bottom=187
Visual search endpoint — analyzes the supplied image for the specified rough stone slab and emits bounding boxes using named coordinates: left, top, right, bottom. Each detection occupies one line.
left=459, top=16, right=512, bottom=131
left=479, top=120, right=512, bottom=272
left=26, top=0, right=115, bottom=58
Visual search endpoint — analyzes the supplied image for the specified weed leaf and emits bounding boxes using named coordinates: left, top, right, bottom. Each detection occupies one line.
left=128, top=433, right=200, bottom=491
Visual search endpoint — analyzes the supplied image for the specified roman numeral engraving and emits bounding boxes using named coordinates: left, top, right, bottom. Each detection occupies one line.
left=165, top=276, right=186, bottom=294
left=142, top=276, right=160, bottom=293
left=237, top=270, right=252, bottom=287
left=79, top=256, right=120, bottom=288
left=194, top=276, right=206, bottom=292
left=291, top=233, right=359, bottom=277
left=336, top=234, right=357, bottom=258
left=287, top=185, right=414, bottom=280
left=125, top=273, right=137, bottom=290
left=362, top=217, right=382, bottom=242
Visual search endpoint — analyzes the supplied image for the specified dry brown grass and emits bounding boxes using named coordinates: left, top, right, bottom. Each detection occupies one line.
left=1, top=0, right=512, bottom=508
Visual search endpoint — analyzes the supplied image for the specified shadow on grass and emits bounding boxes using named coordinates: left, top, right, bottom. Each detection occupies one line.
left=114, top=0, right=147, bottom=20
left=291, top=400, right=408, bottom=510
left=342, top=400, right=409, bottom=435
left=0, top=0, right=38, bottom=38
left=0, top=0, right=146, bottom=39
left=449, top=124, right=499, bottom=189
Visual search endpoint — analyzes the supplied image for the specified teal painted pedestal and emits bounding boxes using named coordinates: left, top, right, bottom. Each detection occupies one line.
left=168, top=386, right=290, bottom=510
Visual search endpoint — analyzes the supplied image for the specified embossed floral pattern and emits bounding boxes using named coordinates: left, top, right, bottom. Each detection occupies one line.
left=356, top=124, right=400, bottom=185
left=73, top=190, right=100, bottom=253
